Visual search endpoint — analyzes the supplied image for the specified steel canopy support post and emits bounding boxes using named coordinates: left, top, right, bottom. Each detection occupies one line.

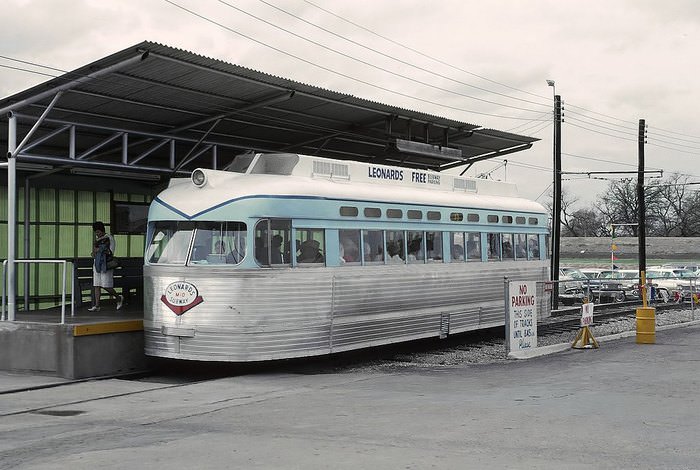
left=551, top=95, right=562, bottom=309
left=7, top=113, right=17, bottom=320
left=637, top=119, right=647, bottom=275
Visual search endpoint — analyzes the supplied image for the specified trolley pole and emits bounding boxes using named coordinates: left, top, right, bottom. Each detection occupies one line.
left=637, top=119, right=646, bottom=274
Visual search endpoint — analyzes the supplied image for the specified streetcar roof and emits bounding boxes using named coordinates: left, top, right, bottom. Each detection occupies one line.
left=153, top=154, right=546, bottom=219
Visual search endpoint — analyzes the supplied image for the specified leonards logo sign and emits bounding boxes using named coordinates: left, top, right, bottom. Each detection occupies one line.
left=161, top=281, right=203, bottom=316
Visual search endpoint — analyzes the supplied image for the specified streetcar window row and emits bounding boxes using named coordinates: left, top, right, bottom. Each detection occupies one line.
left=147, top=221, right=545, bottom=267
left=339, top=206, right=539, bottom=225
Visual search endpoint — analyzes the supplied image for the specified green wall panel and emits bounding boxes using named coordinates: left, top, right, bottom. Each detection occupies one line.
left=58, top=226, right=76, bottom=258
left=0, top=188, right=7, bottom=219
left=38, top=188, right=57, bottom=222
left=77, top=191, right=94, bottom=223
left=96, top=192, right=110, bottom=224
left=37, top=225, right=57, bottom=258
left=0, top=223, right=6, bottom=259
left=59, top=189, right=75, bottom=223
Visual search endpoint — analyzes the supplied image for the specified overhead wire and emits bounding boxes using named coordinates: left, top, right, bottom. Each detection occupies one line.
left=163, top=0, right=551, bottom=121
left=564, top=115, right=638, bottom=138
left=521, top=120, right=552, bottom=137
left=305, top=0, right=700, bottom=145
left=215, top=0, right=548, bottom=116
left=6, top=1, right=700, bottom=182
left=564, top=121, right=638, bottom=142
left=251, top=0, right=551, bottom=109
left=647, top=128, right=700, bottom=145
left=563, top=108, right=638, bottom=133
left=302, top=0, right=551, bottom=102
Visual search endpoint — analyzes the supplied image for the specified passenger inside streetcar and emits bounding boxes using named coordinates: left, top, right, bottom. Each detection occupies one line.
left=271, top=234, right=284, bottom=264
left=297, top=239, right=324, bottom=263
left=452, top=244, right=464, bottom=261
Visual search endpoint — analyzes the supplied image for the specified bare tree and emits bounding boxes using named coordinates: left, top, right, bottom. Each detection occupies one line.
left=565, top=208, right=605, bottom=237
left=596, top=178, right=663, bottom=236
left=650, top=173, right=700, bottom=236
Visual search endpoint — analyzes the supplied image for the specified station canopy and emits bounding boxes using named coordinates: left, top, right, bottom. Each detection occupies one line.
left=0, top=41, right=538, bottom=181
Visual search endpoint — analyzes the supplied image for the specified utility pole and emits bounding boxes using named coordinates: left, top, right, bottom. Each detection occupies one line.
left=637, top=119, right=647, bottom=275
left=551, top=94, right=562, bottom=309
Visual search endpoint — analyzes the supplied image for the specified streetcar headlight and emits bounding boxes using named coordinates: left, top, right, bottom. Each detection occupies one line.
left=192, top=169, right=207, bottom=187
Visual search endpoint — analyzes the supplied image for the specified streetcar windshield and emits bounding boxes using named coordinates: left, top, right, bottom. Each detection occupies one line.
left=189, top=222, right=247, bottom=265
left=146, top=221, right=195, bottom=265
left=146, top=221, right=247, bottom=265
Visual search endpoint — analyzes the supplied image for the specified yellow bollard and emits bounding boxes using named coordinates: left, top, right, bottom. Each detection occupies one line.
left=636, top=307, right=656, bottom=344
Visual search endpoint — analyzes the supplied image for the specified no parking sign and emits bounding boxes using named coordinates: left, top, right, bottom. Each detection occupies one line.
left=505, top=280, right=538, bottom=354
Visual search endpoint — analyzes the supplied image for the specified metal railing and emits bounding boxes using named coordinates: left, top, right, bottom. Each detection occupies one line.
left=1, top=259, right=75, bottom=324
left=557, top=274, right=697, bottom=320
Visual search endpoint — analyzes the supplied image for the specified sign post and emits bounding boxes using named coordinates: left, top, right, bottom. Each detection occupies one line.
left=572, top=301, right=599, bottom=349
left=505, top=279, right=537, bottom=356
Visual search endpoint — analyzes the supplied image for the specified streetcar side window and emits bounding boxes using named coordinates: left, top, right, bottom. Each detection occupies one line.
left=502, top=233, right=514, bottom=260
left=363, top=230, right=384, bottom=263
left=297, top=228, right=325, bottom=265
left=339, top=229, right=361, bottom=264
left=527, top=234, right=540, bottom=260
left=271, top=219, right=292, bottom=265
left=426, top=231, right=443, bottom=262
left=450, top=232, right=465, bottom=261
left=487, top=233, right=501, bottom=261
left=407, top=231, right=424, bottom=263
left=385, top=230, right=405, bottom=263
left=467, top=232, right=481, bottom=261
left=515, top=233, right=528, bottom=261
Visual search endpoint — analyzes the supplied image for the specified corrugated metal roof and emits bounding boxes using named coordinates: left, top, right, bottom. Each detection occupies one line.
left=0, top=41, right=538, bottom=176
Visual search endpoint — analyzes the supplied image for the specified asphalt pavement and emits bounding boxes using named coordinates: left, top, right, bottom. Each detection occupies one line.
left=1, top=323, right=699, bottom=469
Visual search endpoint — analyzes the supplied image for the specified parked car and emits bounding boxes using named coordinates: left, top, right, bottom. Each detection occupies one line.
left=578, top=268, right=628, bottom=303
left=558, top=268, right=587, bottom=306
left=646, top=268, right=696, bottom=301
left=613, top=269, right=643, bottom=300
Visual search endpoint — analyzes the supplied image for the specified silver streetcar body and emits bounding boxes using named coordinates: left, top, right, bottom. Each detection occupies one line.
left=145, top=153, right=550, bottom=361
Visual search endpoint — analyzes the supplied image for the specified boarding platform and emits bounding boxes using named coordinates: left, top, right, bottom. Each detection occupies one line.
left=0, top=302, right=147, bottom=379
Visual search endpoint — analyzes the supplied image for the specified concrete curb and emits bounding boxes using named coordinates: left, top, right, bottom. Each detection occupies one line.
left=509, top=319, right=700, bottom=360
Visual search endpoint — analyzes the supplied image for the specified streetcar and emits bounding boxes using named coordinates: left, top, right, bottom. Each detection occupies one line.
left=144, top=152, right=550, bottom=361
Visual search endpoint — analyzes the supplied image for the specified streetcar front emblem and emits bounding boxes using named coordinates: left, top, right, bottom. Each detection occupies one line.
left=161, top=281, right=203, bottom=316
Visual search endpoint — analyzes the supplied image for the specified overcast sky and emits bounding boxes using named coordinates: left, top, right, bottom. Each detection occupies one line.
left=2, top=0, right=700, bottom=206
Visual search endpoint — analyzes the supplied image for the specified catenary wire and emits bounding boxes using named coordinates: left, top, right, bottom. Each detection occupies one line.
left=302, top=0, right=552, bottom=102
left=564, top=121, right=638, bottom=142
left=250, top=0, right=551, bottom=109
left=216, top=0, right=548, bottom=115
left=162, top=0, right=550, bottom=121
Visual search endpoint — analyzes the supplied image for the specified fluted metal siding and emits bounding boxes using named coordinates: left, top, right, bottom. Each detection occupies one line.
left=144, top=262, right=549, bottom=361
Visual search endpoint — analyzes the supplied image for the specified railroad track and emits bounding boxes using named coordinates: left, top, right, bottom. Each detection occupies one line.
left=346, top=300, right=696, bottom=369
left=540, top=300, right=690, bottom=335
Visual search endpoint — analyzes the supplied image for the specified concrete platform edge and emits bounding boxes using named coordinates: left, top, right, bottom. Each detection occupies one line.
left=509, top=318, right=700, bottom=360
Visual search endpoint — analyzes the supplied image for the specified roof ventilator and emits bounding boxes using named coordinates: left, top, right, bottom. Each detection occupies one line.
left=312, top=160, right=350, bottom=180
left=453, top=177, right=477, bottom=192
